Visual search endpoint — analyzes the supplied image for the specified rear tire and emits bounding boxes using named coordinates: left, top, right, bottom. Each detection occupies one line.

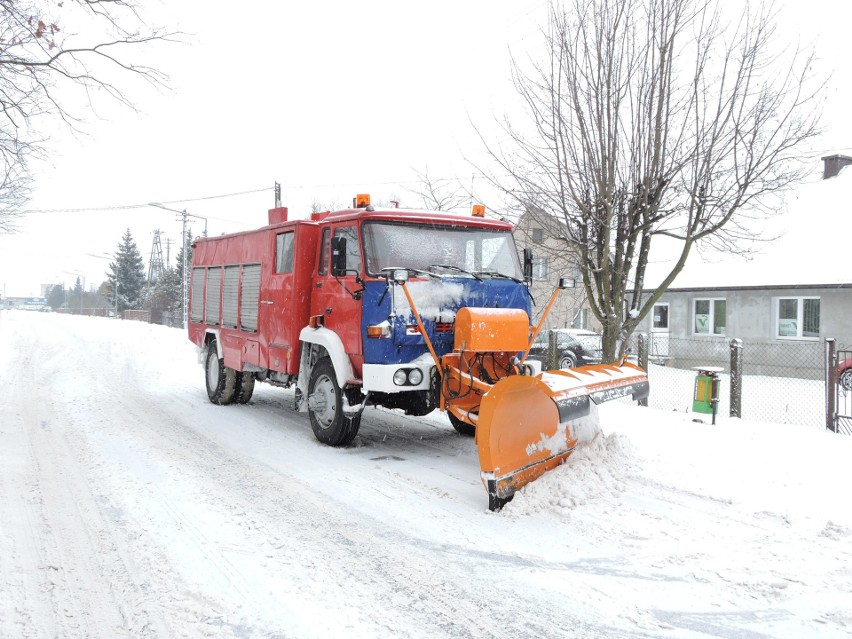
left=308, top=357, right=361, bottom=446
left=205, top=339, right=237, bottom=405
left=234, top=372, right=255, bottom=404
left=449, top=412, right=476, bottom=437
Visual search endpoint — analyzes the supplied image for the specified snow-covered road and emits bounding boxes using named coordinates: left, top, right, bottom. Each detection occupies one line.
left=1, top=311, right=850, bottom=638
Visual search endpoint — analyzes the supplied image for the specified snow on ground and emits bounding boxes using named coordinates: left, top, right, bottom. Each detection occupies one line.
left=1, top=310, right=850, bottom=638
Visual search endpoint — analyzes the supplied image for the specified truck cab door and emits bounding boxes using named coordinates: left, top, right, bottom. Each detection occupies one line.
left=311, top=224, right=364, bottom=372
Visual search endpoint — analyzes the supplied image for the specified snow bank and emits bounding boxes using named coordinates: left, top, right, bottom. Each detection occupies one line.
left=506, top=430, right=636, bottom=516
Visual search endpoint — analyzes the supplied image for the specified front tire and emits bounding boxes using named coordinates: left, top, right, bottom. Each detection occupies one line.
left=308, top=357, right=361, bottom=446
left=205, top=339, right=237, bottom=405
left=449, top=412, right=476, bottom=437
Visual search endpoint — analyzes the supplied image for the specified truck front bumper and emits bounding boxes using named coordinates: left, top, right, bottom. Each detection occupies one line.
left=361, top=362, right=435, bottom=393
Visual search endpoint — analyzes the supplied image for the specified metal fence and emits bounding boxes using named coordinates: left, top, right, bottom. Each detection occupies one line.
left=635, top=335, right=826, bottom=428
left=827, top=340, right=852, bottom=435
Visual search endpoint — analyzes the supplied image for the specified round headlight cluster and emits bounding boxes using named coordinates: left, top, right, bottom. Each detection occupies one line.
left=392, top=368, right=425, bottom=386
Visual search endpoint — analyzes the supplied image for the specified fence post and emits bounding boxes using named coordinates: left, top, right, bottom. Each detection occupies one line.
left=826, top=338, right=837, bottom=433
left=637, top=332, right=649, bottom=407
left=547, top=329, right=559, bottom=371
left=729, top=338, right=743, bottom=418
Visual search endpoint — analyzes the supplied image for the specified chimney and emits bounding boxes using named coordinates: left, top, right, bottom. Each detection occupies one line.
left=821, top=154, right=852, bottom=179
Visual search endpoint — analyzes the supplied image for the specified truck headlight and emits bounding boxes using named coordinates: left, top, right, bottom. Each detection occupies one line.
left=407, top=369, right=423, bottom=385
left=393, top=369, right=408, bottom=386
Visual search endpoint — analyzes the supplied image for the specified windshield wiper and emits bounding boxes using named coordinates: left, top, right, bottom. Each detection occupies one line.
left=426, top=264, right=483, bottom=281
left=474, top=270, right=524, bottom=284
left=379, top=266, right=443, bottom=280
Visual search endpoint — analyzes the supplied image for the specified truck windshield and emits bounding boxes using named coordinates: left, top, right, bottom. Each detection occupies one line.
left=362, top=221, right=524, bottom=280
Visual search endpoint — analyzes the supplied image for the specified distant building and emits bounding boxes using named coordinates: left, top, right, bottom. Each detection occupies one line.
left=637, top=154, right=852, bottom=371
left=513, top=207, right=598, bottom=331
left=4, top=296, right=50, bottom=311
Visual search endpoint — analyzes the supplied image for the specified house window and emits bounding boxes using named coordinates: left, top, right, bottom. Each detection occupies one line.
left=571, top=307, right=589, bottom=329
left=652, top=303, right=669, bottom=330
left=693, top=298, right=726, bottom=335
left=531, top=228, right=544, bottom=243
left=775, top=297, right=820, bottom=339
left=532, top=257, right=548, bottom=280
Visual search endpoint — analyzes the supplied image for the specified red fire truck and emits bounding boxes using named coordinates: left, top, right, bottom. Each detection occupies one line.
left=188, top=195, right=647, bottom=509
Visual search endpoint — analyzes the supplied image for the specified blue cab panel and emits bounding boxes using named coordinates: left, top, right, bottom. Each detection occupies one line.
left=360, top=279, right=532, bottom=365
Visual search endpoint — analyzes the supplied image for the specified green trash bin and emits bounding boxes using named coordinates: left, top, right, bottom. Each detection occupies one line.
left=692, top=366, right=723, bottom=423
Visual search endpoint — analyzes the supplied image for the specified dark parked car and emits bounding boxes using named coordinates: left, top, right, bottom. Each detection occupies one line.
left=527, top=329, right=603, bottom=369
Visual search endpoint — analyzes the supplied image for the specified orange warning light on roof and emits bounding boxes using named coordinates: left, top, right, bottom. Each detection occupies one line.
left=354, top=194, right=371, bottom=208
left=472, top=204, right=485, bottom=217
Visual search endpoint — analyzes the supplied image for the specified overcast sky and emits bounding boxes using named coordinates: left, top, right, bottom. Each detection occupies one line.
left=1, top=0, right=850, bottom=297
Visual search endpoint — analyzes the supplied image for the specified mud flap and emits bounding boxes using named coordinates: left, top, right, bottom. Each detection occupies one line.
left=476, top=362, right=649, bottom=511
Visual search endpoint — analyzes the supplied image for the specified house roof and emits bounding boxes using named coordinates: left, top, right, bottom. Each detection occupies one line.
left=650, top=282, right=852, bottom=294
left=645, top=161, right=851, bottom=289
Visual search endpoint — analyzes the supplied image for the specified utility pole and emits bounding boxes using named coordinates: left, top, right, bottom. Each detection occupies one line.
left=148, top=203, right=207, bottom=329
left=164, top=237, right=174, bottom=267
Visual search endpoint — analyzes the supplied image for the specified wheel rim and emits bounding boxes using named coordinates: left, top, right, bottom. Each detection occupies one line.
left=206, top=352, right=219, bottom=390
left=311, top=374, right=337, bottom=429
left=842, top=371, right=852, bottom=391
left=560, top=356, right=575, bottom=368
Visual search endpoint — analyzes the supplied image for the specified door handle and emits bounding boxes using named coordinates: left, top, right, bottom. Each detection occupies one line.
left=260, top=300, right=274, bottom=305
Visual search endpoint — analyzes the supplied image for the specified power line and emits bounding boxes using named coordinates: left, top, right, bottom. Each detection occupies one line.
left=17, top=177, right=471, bottom=215
left=21, top=185, right=274, bottom=215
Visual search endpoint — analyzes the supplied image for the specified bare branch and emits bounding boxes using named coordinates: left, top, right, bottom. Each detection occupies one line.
left=0, top=0, right=181, bottom=232
left=485, top=0, right=822, bottom=360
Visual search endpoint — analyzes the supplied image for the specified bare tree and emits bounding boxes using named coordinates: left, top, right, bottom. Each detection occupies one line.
left=0, top=0, right=176, bottom=232
left=486, top=0, right=821, bottom=360
left=407, top=167, right=469, bottom=212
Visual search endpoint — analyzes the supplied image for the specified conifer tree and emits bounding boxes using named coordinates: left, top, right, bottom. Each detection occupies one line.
left=107, top=229, right=146, bottom=313
left=142, top=266, right=182, bottom=324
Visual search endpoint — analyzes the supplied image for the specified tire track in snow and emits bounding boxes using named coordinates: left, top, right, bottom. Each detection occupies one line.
left=0, top=313, right=180, bottom=638
left=49, top=325, right=597, bottom=637
left=3, top=313, right=649, bottom=638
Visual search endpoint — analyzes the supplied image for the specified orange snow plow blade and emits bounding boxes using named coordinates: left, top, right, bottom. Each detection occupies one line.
left=476, top=362, right=649, bottom=510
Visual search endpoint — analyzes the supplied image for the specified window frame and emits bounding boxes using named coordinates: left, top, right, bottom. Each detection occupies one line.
left=652, top=303, right=669, bottom=331
left=774, top=296, right=820, bottom=340
left=692, top=298, right=726, bottom=336
left=275, top=231, right=295, bottom=274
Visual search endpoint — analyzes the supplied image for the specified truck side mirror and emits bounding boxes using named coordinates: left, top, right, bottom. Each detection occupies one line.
left=331, top=236, right=347, bottom=277
left=523, top=248, right=534, bottom=283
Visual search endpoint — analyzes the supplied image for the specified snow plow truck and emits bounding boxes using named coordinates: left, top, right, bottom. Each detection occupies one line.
left=187, top=195, right=648, bottom=510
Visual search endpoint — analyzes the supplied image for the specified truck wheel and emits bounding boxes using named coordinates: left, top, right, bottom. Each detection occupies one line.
left=308, top=357, right=361, bottom=446
left=449, top=412, right=476, bottom=437
left=205, top=339, right=237, bottom=405
left=234, top=372, right=255, bottom=404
